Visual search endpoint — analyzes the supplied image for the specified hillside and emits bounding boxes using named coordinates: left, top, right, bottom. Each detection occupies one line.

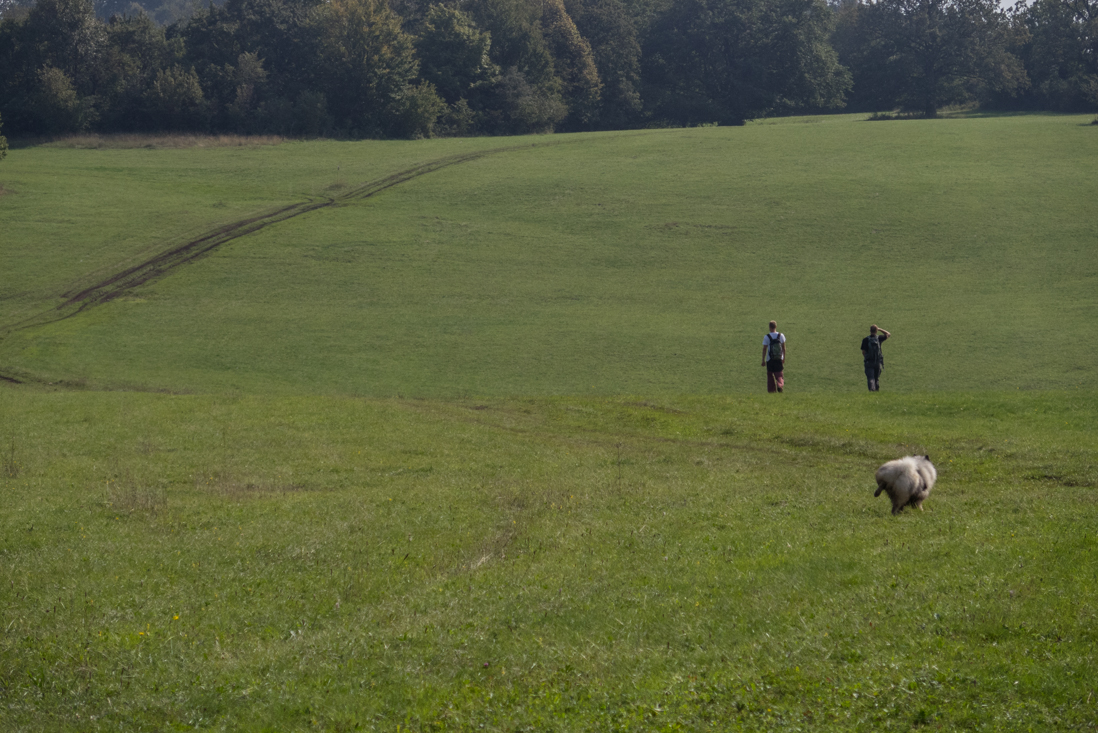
left=2, top=114, right=1096, bottom=396
left=1, top=115, right=1096, bottom=731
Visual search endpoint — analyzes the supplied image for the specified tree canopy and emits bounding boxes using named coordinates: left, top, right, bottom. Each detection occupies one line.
left=0, top=0, right=1092, bottom=138
left=832, top=0, right=1026, bottom=117
left=642, top=0, right=850, bottom=125
left=1012, top=0, right=1098, bottom=111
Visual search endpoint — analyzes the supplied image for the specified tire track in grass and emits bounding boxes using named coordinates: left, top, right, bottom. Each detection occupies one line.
left=0, top=145, right=528, bottom=385
left=60, top=150, right=493, bottom=317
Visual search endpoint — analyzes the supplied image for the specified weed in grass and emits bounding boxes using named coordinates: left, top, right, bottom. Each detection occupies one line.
left=193, top=467, right=305, bottom=497
left=2, top=435, right=17, bottom=478
left=104, top=474, right=166, bottom=515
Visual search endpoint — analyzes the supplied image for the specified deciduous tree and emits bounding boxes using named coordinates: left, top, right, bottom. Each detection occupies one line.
left=1015, top=0, right=1097, bottom=111
left=311, top=0, right=442, bottom=136
left=144, top=63, right=206, bottom=128
left=415, top=4, right=497, bottom=105
left=97, top=12, right=181, bottom=130
left=643, top=0, right=849, bottom=125
left=565, top=0, right=643, bottom=128
left=23, top=0, right=106, bottom=95
left=465, top=0, right=567, bottom=132
left=840, top=0, right=1027, bottom=117
left=540, top=0, right=602, bottom=128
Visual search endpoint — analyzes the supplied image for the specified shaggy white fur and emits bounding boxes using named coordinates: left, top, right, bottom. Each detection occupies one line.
left=874, top=455, right=937, bottom=515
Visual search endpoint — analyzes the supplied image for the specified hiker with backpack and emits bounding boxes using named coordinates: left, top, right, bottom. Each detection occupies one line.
left=861, top=325, right=891, bottom=391
left=762, top=320, right=786, bottom=393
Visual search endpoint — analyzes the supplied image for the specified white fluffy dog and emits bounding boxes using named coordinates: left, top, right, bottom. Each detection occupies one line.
left=874, top=455, right=937, bottom=515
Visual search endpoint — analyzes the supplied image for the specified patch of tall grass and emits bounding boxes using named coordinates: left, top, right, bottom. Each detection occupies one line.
left=25, top=134, right=288, bottom=149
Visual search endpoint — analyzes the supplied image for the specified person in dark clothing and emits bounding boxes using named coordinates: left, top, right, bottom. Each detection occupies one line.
left=762, top=320, right=786, bottom=393
left=861, top=325, right=891, bottom=391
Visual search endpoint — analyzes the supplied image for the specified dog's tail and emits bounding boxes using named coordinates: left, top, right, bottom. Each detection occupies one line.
left=874, top=485, right=884, bottom=497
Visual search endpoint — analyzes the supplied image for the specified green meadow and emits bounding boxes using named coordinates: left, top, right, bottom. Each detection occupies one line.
left=1, top=114, right=1096, bottom=730
left=3, top=113, right=1096, bottom=394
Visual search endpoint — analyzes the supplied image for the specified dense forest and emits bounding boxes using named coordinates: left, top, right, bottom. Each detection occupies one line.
left=0, top=0, right=1094, bottom=138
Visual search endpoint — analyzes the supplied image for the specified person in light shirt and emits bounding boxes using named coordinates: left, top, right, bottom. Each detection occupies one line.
left=761, top=320, right=785, bottom=393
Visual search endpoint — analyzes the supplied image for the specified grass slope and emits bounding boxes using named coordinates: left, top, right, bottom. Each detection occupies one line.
left=2, top=114, right=1096, bottom=394
left=0, top=136, right=504, bottom=329
left=1, top=388, right=1095, bottom=731
left=0, top=115, right=1096, bottom=730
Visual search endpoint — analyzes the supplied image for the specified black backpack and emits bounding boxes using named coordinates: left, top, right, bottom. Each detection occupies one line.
left=865, top=334, right=882, bottom=365
left=768, top=333, right=784, bottom=362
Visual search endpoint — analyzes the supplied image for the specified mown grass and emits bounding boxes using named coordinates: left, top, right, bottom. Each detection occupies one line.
left=2, top=114, right=1096, bottom=394
left=1, top=386, right=1095, bottom=731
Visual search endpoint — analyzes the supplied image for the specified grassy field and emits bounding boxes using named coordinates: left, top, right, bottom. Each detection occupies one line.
left=2, top=113, right=1096, bottom=394
left=1, top=388, right=1095, bottom=731
left=1, top=114, right=1097, bottom=731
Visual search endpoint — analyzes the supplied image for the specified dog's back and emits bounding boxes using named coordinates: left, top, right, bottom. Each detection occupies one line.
left=874, top=456, right=920, bottom=496
left=875, top=455, right=936, bottom=514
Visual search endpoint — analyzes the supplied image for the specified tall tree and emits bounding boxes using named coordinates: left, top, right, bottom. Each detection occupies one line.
left=415, top=4, right=497, bottom=105
left=219, top=0, right=319, bottom=94
left=831, top=0, right=899, bottom=110
left=465, top=0, right=556, bottom=85
left=97, top=12, right=182, bottom=130
left=310, top=0, right=443, bottom=136
left=642, top=0, right=849, bottom=125
left=0, top=0, right=106, bottom=132
left=31, top=64, right=90, bottom=130
left=0, top=11, right=37, bottom=133
left=565, top=0, right=643, bottom=128
left=178, top=0, right=322, bottom=131
left=1015, top=0, right=1097, bottom=111
left=23, top=0, right=106, bottom=94
left=414, top=4, right=498, bottom=133
left=539, top=0, right=602, bottom=129
left=143, top=62, right=206, bottom=128
left=464, top=0, right=567, bottom=132
left=846, top=0, right=1027, bottom=117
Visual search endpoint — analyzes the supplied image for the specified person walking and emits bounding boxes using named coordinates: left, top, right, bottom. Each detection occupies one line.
left=861, top=324, right=891, bottom=391
left=762, top=320, right=785, bottom=393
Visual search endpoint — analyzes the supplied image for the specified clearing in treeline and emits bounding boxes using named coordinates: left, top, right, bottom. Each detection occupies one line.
left=0, top=114, right=1096, bottom=731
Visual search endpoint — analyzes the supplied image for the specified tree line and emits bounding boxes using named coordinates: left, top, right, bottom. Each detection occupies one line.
left=0, top=0, right=1094, bottom=139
